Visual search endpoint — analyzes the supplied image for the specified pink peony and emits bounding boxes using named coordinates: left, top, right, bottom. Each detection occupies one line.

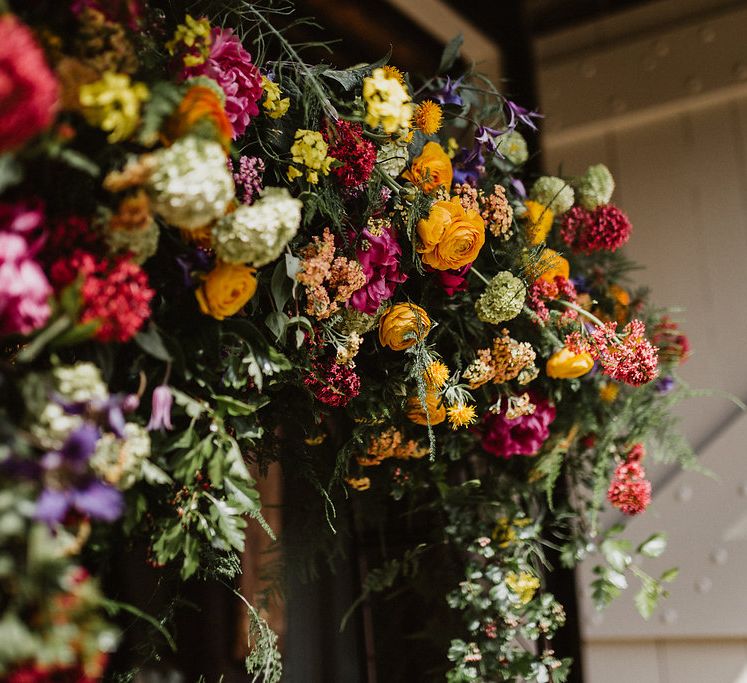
left=349, top=223, right=407, bottom=315
left=480, top=393, right=556, bottom=458
left=0, top=16, right=59, bottom=153
left=0, top=233, right=52, bottom=335
left=183, top=28, right=263, bottom=139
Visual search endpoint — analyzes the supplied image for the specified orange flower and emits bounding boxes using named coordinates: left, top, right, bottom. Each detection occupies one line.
left=546, top=347, right=594, bottom=379
left=163, top=85, right=233, bottom=150
left=416, top=196, right=485, bottom=271
left=195, top=261, right=257, bottom=320
left=345, top=477, right=371, bottom=491
left=523, top=200, right=554, bottom=245
left=405, top=391, right=446, bottom=426
left=531, top=248, right=569, bottom=284
left=378, top=303, right=431, bottom=351
left=403, top=141, right=453, bottom=192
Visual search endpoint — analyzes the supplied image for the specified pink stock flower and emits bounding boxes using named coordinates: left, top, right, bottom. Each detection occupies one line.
left=0, top=233, right=52, bottom=336
left=0, top=16, right=59, bottom=153
left=480, top=393, right=556, bottom=458
left=183, top=28, right=263, bottom=139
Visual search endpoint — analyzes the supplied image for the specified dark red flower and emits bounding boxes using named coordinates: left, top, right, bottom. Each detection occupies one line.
left=561, top=204, right=631, bottom=253
left=304, top=358, right=361, bottom=407
left=323, top=120, right=377, bottom=188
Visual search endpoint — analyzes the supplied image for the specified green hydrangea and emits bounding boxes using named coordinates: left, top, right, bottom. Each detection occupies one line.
left=575, top=163, right=615, bottom=209
left=497, top=130, right=528, bottom=165
left=377, top=138, right=409, bottom=177
left=105, top=218, right=159, bottom=264
left=91, top=424, right=152, bottom=490
left=475, top=272, right=526, bottom=325
left=530, top=176, right=574, bottom=215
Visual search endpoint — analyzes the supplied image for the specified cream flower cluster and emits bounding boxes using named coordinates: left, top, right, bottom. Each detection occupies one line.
left=362, top=67, right=413, bottom=134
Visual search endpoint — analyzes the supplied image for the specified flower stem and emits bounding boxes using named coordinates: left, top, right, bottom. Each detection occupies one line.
left=470, top=267, right=491, bottom=286
left=555, top=299, right=607, bottom=328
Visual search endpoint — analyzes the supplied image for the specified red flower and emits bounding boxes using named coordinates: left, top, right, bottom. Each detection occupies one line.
left=304, top=357, right=361, bottom=407
left=323, top=120, right=377, bottom=188
left=607, top=460, right=651, bottom=515
left=561, top=204, right=631, bottom=253
left=0, top=16, right=59, bottom=153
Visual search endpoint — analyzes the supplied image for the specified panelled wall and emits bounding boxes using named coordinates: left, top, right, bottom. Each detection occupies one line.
left=535, top=1, right=747, bottom=681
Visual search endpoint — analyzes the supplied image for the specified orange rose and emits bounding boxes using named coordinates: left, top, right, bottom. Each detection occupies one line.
left=546, top=347, right=594, bottom=379
left=195, top=261, right=257, bottom=320
left=403, top=141, right=453, bottom=193
left=405, top=391, right=446, bottom=426
left=523, top=200, right=554, bottom=245
left=163, top=85, right=233, bottom=150
left=378, top=303, right=431, bottom=351
left=531, top=248, right=569, bottom=284
left=417, top=196, right=485, bottom=271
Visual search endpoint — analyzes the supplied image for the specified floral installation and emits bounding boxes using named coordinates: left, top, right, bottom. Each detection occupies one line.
left=0, top=2, right=698, bottom=681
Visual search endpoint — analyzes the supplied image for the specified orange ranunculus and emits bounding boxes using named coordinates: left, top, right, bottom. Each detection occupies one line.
left=609, top=283, right=631, bottom=323
left=523, top=200, right=555, bottom=245
left=402, top=141, right=453, bottom=192
left=416, top=196, right=485, bottom=271
left=405, top=391, right=446, bottom=426
left=378, top=302, right=431, bottom=351
left=195, top=261, right=257, bottom=320
left=532, top=248, right=569, bottom=284
left=546, top=347, right=594, bottom=379
left=163, top=85, right=233, bottom=150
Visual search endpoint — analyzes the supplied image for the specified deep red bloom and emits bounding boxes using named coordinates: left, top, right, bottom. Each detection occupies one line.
left=323, top=120, right=377, bottom=188
left=304, top=358, right=361, bottom=407
left=651, top=316, right=690, bottom=365
left=434, top=263, right=472, bottom=296
left=50, top=250, right=153, bottom=342
left=626, top=443, right=646, bottom=463
left=41, top=215, right=101, bottom=264
left=561, top=204, right=631, bottom=253
left=607, top=460, right=651, bottom=515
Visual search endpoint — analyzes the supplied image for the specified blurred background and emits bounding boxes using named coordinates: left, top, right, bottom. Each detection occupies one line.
left=282, top=0, right=747, bottom=681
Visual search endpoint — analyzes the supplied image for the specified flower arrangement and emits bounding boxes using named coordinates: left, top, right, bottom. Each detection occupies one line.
left=0, top=2, right=697, bottom=681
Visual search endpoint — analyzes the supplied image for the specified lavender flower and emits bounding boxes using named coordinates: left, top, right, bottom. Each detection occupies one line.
left=229, top=155, right=265, bottom=205
left=431, top=76, right=464, bottom=107
left=147, top=384, right=174, bottom=431
left=504, top=99, right=542, bottom=132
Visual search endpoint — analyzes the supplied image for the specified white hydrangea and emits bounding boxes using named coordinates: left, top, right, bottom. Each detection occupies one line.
left=496, top=130, right=529, bottom=165
left=530, top=176, right=575, bottom=215
left=211, top=187, right=302, bottom=267
left=91, top=423, right=152, bottom=490
left=575, top=163, right=615, bottom=209
left=377, top=138, right=409, bottom=178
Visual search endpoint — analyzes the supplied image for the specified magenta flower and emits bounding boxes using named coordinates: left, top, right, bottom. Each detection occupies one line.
left=0, top=233, right=52, bottom=336
left=480, top=393, right=556, bottom=458
left=183, top=28, right=263, bottom=139
left=349, top=223, right=407, bottom=315
left=434, top=263, right=472, bottom=296
left=147, top=384, right=174, bottom=431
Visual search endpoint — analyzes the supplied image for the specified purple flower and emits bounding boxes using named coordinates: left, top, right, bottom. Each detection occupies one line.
left=480, top=393, right=556, bottom=458
left=431, top=76, right=464, bottom=107
left=0, top=232, right=52, bottom=335
left=147, top=384, right=174, bottom=431
left=35, top=424, right=123, bottom=524
left=349, top=223, right=407, bottom=315
left=60, top=393, right=134, bottom=438
left=655, top=376, right=675, bottom=394
left=452, top=143, right=485, bottom=185
left=510, top=178, right=527, bottom=199
left=475, top=125, right=505, bottom=153
left=504, top=99, right=542, bottom=132
left=229, top=155, right=265, bottom=204
left=183, top=28, right=263, bottom=139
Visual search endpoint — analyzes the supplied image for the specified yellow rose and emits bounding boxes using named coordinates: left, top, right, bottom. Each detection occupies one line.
left=546, top=347, right=594, bottom=379
left=405, top=391, right=446, bottom=426
left=416, top=197, right=485, bottom=271
left=530, top=248, right=570, bottom=284
left=195, top=261, right=257, bottom=320
left=378, top=303, right=431, bottom=350
left=403, top=141, right=453, bottom=193
left=523, top=200, right=555, bottom=245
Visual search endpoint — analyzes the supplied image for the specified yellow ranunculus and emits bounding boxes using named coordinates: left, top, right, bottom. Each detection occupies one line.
left=378, top=303, right=431, bottom=351
left=403, top=141, right=453, bottom=193
left=546, top=347, right=594, bottom=379
left=416, top=196, right=485, bottom=271
left=405, top=391, right=446, bottom=426
left=195, top=262, right=257, bottom=320
left=530, top=248, right=570, bottom=284
left=523, top=200, right=554, bottom=245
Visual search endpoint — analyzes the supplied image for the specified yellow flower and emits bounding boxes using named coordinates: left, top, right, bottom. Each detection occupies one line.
left=345, top=477, right=371, bottom=491
left=529, top=248, right=570, bottom=284
left=413, top=100, right=443, bottom=135
left=523, top=200, right=555, bottom=245
left=362, top=67, right=413, bottom=134
left=381, top=65, right=406, bottom=86
left=599, top=382, right=620, bottom=403
left=403, top=141, right=453, bottom=193
left=79, top=72, right=149, bottom=143
left=424, top=360, right=450, bottom=390
left=405, top=391, right=446, bottom=426
left=289, top=129, right=332, bottom=184
left=447, top=403, right=477, bottom=430
left=505, top=571, right=540, bottom=605
left=546, top=347, right=594, bottom=379
left=446, top=137, right=459, bottom=159
left=378, top=303, right=431, bottom=351
left=416, top=196, right=485, bottom=271
left=195, top=261, right=257, bottom=320
left=261, top=76, right=290, bottom=119
left=165, top=15, right=213, bottom=67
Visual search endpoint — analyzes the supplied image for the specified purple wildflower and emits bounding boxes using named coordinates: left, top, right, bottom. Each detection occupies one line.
left=431, top=76, right=464, bottom=107
left=229, top=155, right=265, bottom=204
left=452, top=143, right=485, bottom=185
left=147, top=384, right=174, bottom=431
left=504, top=99, right=542, bottom=132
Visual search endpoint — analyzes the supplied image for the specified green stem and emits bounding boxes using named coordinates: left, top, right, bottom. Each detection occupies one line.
left=16, top=315, right=71, bottom=364
left=555, top=299, right=607, bottom=328
left=375, top=166, right=404, bottom=195
left=522, top=305, right=564, bottom=347
left=470, top=267, right=491, bottom=286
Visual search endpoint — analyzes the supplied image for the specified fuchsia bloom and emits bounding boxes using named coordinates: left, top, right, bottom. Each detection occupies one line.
left=183, top=28, right=263, bottom=138
left=323, top=120, right=377, bottom=189
left=229, top=155, right=265, bottom=204
left=0, top=233, right=52, bottom=336
left=304, top=358, right=361, bottom=407
left=480, top=393, right=556, bottom=458
left=561, top=204, right=632, bottom=254
left=435, top=263, right=472, bottom=296
left=349, top=222, right=407, bottom=315
left=0, top=16, right=59, bottom=153
left=607, top=460, right=651, bottom=515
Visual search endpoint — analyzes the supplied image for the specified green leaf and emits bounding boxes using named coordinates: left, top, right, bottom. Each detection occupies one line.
left=270, top=259, right=293, bottom=313
left=600, top=538, right=632, bottom=573
left=265, top=311, right=289, bottom=343
left=439, top=34, right=464, bottom=73
left=135, top=324, right=173, bottom=362
left=638, top=533, right=667, bottom=558
left=212, top=394, right=268, bottom=417
left=0, top=154, right=22, bottom=193
left=50, top=320, right=100, bottom=347
left=533, top=449, right=563, bottom=509
left=660, top=567, right=680, bottom=583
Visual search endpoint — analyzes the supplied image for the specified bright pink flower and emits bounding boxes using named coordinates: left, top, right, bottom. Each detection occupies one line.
left=304, top=358, right=361, bottom=407
left=561, top=204, right=631, bottom=253
left=323, top=120, right=377, bottom=188
left=435, top=263, right=472, bottom=296
left=0, top=233, right=52, bottom=336
left=607, top=460, right=651, bottom=515
left=349, top=223, right=406, bottom=315
left=480, top=393, right=556, bottom=458
left=0, top=16, right=59, bottom=153
left=183, top=28, right=263, bottom=139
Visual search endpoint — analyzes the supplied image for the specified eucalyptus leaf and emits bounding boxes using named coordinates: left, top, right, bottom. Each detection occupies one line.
left=438, top=34, right=464, bottom=73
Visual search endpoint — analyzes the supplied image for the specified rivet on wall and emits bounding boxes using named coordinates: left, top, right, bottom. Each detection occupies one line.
left=686, top=76, right=703, bottom=94
left=675, top=484, right=693, bottom=502
left=695, top=576, right=713, bottom=594
left=699, top=25, right=716, bottom=43
left=710, top=547, right=729, bottom=565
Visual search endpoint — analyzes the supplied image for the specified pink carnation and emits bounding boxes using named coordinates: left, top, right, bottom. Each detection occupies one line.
left=183, top=28, right=263, bottom=139
left=480, top=393, right=556, bottom=458
left=0, top=16, right=59, bottom=153
left=349, top=223, right=406, bottom=315
left=0, top=233, right=52, bottom=336
left=561, top=204, right=631, bottom=253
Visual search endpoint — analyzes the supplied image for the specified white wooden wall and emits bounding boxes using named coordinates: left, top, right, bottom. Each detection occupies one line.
left=535, top=1, right=747, bottom=680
